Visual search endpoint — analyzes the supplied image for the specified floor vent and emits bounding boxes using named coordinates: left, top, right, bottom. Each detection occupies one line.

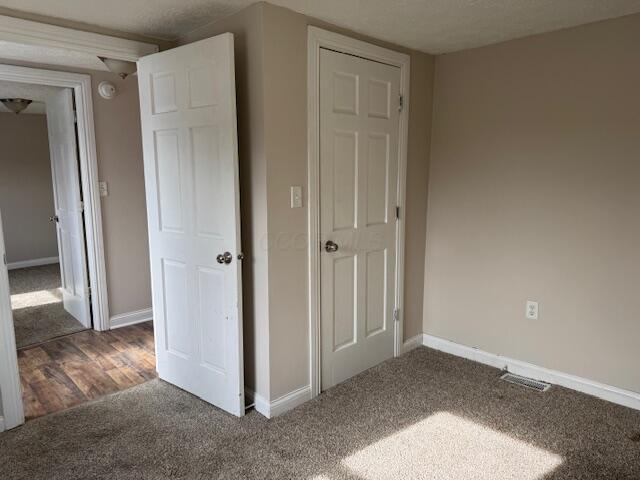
left=500, top=372, right=551, bottom=392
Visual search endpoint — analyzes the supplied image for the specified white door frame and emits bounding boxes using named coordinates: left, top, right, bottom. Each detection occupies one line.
left=0, top=210, right=23, bottom=431
left=307, top=27, right=410, bottom=397
left=0, top=64, right=108, bottom=430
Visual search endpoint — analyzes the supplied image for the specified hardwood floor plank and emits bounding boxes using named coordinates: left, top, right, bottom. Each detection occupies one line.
left=18, top=321, right=156, bottom=421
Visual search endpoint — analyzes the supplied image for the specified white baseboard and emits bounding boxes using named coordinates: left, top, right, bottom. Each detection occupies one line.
left=245, top=385, right=312, bottom=419
left=422, top=334, right=640, bottom=411
left=7, top=256, right=58, bottom=270
left=402, top=334, right=424, bottom=354
left=109, top=308, right=153, bottom=329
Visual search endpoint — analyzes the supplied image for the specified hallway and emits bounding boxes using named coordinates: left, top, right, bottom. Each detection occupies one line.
left=9, top=264, right=86, bottom=348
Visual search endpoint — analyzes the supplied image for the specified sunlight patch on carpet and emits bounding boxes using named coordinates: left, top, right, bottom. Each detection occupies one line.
left=11, top=288, right=62, bottom=309
left=339, top=412, right=563, bottom=480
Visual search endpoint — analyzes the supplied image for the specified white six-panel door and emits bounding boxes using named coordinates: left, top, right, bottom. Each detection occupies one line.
left=47, top=88, right=92, bottom=328
left=320, top=48, right=401, bottom=390
left=137, top=33, right=244, bottom=416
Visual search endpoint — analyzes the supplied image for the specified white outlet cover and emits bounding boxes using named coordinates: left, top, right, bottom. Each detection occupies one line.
left=526, top=300, right=539, bottom=320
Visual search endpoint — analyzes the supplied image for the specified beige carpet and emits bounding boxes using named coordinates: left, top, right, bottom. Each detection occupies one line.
left=1, top=347, right=639, bottom=479
left=9, top=264, right=87, bottom=348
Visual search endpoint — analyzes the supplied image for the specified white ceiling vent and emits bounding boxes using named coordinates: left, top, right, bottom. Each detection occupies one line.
left=500, top=372, right=551, bottom=392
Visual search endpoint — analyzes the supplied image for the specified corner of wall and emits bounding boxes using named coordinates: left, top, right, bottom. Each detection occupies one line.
left=421, top=51, right=439, bottom=338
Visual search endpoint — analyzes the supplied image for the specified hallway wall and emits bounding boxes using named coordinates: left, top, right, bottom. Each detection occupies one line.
left=0, top=112, right=57, bottom=265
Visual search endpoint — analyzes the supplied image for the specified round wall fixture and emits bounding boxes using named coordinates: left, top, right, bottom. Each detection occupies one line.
left=98, top=81, right=117, bottom=99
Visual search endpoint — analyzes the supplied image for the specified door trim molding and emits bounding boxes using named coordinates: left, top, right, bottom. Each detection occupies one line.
left=307, top=27, right=411, bottom=398
left=0, top=212, right=24, bottom=431
left=0, top=15, right=158, bottom=63
left=0, top=64, right=110, bottom=430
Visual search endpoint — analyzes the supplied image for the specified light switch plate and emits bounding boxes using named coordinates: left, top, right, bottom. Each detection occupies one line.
left=99, top=181, right=109, bottom=197
left=290, top=186, right=302, bottom=208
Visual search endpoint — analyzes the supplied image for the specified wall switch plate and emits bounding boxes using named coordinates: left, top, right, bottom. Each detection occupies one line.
left=526, top=300, right=539, bottom=320
left=290, top=185, right=302, bottom=208
left=99, top=181, right=109, bottom=197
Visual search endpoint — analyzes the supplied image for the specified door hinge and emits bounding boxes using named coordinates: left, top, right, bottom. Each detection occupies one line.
left=2, top=253, right=6, bottom=266
left=73, top=110, right=78, bottom=124
left=399, top=94, right=404, bottom=112
left=79, top=201, right=84, bottom=211
left=395, top=206, right=400, bottom=220
left=393, top=308, right=400, bottom=322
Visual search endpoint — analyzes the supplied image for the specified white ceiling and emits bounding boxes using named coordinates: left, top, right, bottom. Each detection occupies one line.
left=0, top=80, right=63, bottom=114
left=1, top=0, right=640, bottom=53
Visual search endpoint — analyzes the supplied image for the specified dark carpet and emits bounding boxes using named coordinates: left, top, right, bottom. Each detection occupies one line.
left=1, top=347, right=639, bottom=479
left=9, top=264, right=87, bottom=348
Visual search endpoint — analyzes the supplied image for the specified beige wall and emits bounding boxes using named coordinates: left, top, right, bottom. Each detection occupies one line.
left=424, top=14, right=640, bottom=393
left=90, top=71, right=152, bottom=316
left=0, top=58, right=153, bottom=318
left=0, top=113, right=57, bottom=264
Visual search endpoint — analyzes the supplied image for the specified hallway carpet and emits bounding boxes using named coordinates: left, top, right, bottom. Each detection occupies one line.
left=1, top=347, right=639, bottom=479
left=9, top=264, right=87, bottom=348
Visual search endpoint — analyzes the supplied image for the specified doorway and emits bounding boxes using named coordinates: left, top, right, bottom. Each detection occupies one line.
left=307, top=27, right=411, bottom=396
left=0, top=65, right=109, bottom=430
left=1, top=84, right=91, bottom=349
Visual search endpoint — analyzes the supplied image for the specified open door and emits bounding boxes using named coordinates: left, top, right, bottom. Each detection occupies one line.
left=137, top=33, right=244, bottom=416
left=47, top=88, right=92, bottom=329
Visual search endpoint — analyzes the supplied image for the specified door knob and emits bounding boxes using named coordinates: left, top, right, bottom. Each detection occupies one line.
left=216, top=252, right=233, bottom=264
left=324, top=240, right=339, bottom=253
left=49, top=215, right=59, bottom=223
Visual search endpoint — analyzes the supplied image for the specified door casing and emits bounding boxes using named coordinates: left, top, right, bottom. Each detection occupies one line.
left=307, top=27, right=411, bottom=398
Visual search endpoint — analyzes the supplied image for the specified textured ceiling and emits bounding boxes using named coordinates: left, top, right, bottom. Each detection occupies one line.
left=1, top=0, right=640, bottom=53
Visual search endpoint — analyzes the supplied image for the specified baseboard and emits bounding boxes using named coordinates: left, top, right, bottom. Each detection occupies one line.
left=7, top=256, right=58, bottom=270
left=109, top=308, right=153, bottom=329
left=402, top=334, right=424, bottom=354
left=422, top=334, right=640, bottom=411
left=246, top=385, right=312, bottom=419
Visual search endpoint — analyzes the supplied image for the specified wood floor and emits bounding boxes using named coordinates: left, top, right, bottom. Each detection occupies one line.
left=18, top=321, right=156, bottom=421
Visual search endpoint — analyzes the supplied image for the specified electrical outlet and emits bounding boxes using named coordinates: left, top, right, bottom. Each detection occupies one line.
left=526, top=300, right=538, bottom=320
